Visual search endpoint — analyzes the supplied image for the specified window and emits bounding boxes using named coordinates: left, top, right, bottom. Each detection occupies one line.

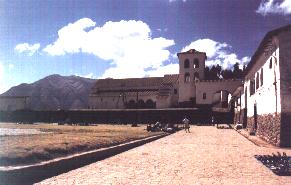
left=256, top=72, right=259, bottom=90
left=260, top=68, right=263, bottom=86
left=145, top=99, right=155, bottom=108
left=250, top=80, right=255, bottom=96
left=203, top=93, right=206, bottom=100
left=184, top=73, right=190, bottom=83
left=184, top=59, right=190, bottom=68
left=269, top=58, right=272, bottom=69
left=174, top=89, right=177, bottom=94
left=194, top=72, right=199, bottom=80
left=194, top=58, right=199, bottom=68
left=184, top=73, right=190, bottom=82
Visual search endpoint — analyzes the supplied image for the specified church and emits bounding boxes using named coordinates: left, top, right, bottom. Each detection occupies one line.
left=89, top=24, right=291, bottom=147
left=89, top=49, right=242, bottom=109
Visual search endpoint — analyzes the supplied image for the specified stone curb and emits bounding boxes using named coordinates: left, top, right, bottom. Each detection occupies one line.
left=234, top=129, right=277, bottom=148
left=0, top=133, right=169, bottom=185
left=234, top=129, right=260, bottom=146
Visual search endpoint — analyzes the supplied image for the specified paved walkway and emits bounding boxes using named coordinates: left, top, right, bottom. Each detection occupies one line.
left=37, top=126, right=291, bottom=185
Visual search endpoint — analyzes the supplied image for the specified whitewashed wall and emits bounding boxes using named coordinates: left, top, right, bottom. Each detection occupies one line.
left=89, top=94, right=158, bottom=109
left=243, top=48, right=281, bottom=116
left=178, top=52, right=206, bottom=102
left=195, top=80, right=242, bottom=105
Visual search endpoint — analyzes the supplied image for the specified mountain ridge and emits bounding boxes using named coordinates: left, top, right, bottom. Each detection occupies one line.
left=1, top=74, right=96, bottom=110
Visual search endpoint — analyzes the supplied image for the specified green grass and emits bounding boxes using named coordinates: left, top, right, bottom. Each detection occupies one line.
left=0, top=123, right=162, bottom=166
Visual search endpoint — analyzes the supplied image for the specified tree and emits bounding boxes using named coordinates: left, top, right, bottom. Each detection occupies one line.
left=232, top=62, right=243, bottom=78
left=204, top=62, right=245, bottom=80
left=221, top=69, right=233, bottom=79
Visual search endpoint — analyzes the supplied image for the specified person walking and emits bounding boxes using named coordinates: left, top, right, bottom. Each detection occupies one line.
left=183, top=116, right=190, bottom=133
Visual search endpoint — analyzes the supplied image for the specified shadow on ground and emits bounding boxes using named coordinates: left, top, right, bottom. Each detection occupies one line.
left=255, top=152, right=291, bottom=176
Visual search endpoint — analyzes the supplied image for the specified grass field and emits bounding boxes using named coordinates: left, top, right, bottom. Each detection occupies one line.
left=0, top=123, right=162, bottom=166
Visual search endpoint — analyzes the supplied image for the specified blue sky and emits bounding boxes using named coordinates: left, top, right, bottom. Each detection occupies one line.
left=0, top=0, right=291, bottom=93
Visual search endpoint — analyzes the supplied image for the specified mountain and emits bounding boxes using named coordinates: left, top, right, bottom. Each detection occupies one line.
left=1, top=74, right=96, bottom=110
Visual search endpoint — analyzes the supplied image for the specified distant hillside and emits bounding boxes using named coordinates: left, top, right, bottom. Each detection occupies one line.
left=1, top=74, right=96, bottom=110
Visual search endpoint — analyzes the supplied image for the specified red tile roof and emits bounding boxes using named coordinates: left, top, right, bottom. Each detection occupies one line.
left=244, top=24, right=291, bottom=75
left=91, top=74, right=179, bottom=95
left=177, top=49, right=207, bottom=57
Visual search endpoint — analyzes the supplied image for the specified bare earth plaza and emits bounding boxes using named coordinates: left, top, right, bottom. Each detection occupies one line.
left=1, top=1, right=291, bottom=185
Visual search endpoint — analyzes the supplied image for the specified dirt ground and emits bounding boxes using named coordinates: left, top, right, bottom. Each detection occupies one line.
left=0, top=123, right=162, bottom=166
left=38, top=126, right=291, bottom=185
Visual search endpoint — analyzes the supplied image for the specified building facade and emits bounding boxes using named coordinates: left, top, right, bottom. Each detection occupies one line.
left=89, top=49, right=242, bottom=109
left=232, top=24, right=291, bottom=147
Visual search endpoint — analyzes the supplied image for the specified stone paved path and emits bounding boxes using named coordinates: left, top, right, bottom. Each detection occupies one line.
left=37, top=126, right=291, bottom=185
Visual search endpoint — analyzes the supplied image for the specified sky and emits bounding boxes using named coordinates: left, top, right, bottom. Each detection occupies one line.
left=0, top=0, right=291, bottom=93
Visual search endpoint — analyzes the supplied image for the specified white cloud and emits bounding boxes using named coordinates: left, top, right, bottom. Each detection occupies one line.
left=44, top=18, right=96, bottom=55
left=146, top=63, right=179, bottom=77
left=8, top=64, right=14, bottom=71
left=170, top=53, right=178, bottom=60
left=15, top=43, right=40, bottom=56
left=157, top=28, right=168, bottom=32
left=240, top=56, right=251, bottom=69
left=75, top=73, right=94, bottom=79
left=182, top=39, right=228, bottom=58
left=44, top=18, right=175, bottom=79
left=182, top=39, right=249, bottom=69
left=256, top=0, right=291, bottom=16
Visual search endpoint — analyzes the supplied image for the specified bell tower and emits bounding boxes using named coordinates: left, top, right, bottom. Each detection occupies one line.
left=177, top=49, right=207, bottom=105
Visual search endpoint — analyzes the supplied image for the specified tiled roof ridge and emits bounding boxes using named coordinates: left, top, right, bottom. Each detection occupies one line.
left=177, top=49, right=206, bottom=55
left=197, top=78, right=243, bottom=83
left=244, top=24, right=291, bottom=75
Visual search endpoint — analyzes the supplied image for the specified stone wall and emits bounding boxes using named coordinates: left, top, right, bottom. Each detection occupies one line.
left=247, top=113, right=281, bottom=146
left=278, top=29, right=291, bottom=147
left=0, top=108, right=233, bottom=125
left=195, top=79, right=243, bottom=105
left=280, top=112, right=291, bottom=147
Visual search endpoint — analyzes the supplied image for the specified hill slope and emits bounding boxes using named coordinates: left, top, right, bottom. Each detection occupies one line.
left=1, top=74, right=96, bottom=110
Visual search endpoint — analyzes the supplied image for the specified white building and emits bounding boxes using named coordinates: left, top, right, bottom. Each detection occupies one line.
left=232, top=24, right=291, bottom=147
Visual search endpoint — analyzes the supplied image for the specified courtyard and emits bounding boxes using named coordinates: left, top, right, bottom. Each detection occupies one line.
left=37, top=126, right=291, bottom=185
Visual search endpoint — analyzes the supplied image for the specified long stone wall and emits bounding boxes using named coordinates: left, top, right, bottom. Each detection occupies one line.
left=247, top=113, right=281, bottom=146
left=0, top=109, right=233, bottom=125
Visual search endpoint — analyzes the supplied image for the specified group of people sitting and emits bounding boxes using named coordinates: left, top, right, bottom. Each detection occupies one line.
left=147, top=116, right=191, bottom=133
left=146, top=121, right=175, bottom=133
